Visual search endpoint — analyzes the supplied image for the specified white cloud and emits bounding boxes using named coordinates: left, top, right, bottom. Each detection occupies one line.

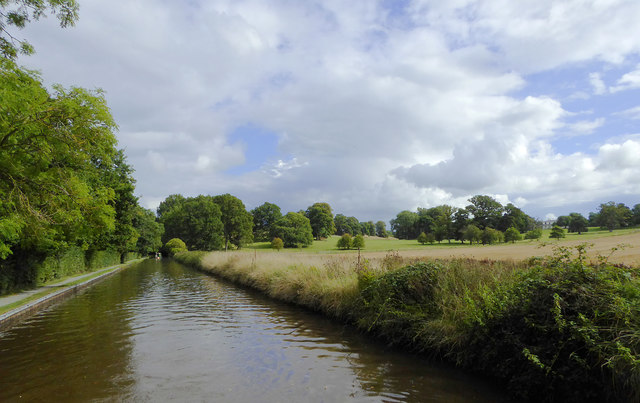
left=610, top=65, right=640, bottom=93
left=589, top=72, right=606, bottom=95
left=16, top=0, right=640, bottom=221
left=616, top=106, right=640, bottom=120
left=568, top=118, right=605, bottom=135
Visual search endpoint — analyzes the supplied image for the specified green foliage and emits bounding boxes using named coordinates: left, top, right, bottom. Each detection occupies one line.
left=391, top=210, right=419, bottom=239
left=271, top=212, right=313, bottom=248
left=504, top=227, right=522, bottom=243
left=352, top=234, right=365, bottom=250
left=213, top=193, right=253, bottom=250
left=481, top=227, right=503, bottom=245
left=133, top=207, right=163, bottom=254
left=525, top=228, right=542, bottom=240
left=417, top=232, right=428, bottom=245
left=467, top=195, right=504, bottom=230
left=251, top=202, right=282, bottom=242
left=550, top=225, right=565, bottom=240
left=457, top=246, right=640, bottom=401
left=0, top=0, right=79, bottom=59
left=271, top=237, right=283, bottom=251
left=375, top=221, right=388, bottom=237
left=86, top=250, right=120, bottom=270
left=164, top=238, right=187, bottom=256
left=160, top=195, right=224, bottom=251
left=305, top=202, right=335, bottom=240
left=337, top=233, right=353, bottom=249
left=567, top=212, right=589, bottom=234
left=462, top=224, right=482, bottom=244
left=598, top=201, right=632, bottom=232
left=1, top=59, right=122, bottom=258
left=356, top=262, right=443, bottom=346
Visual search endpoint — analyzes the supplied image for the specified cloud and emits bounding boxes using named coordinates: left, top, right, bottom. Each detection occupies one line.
left=616, top=106, right=640, bottom=120
left=589, top=72, right=606, bottom=95
left=610, top=64, right=640, bottom=93
left=17, top=0, right=640, bottom=221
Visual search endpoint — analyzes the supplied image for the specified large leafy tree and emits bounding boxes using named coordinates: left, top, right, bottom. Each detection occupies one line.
left=390, top=210, right=419, bottom=239
left=1, top=0, right=79, bottom=59
left=597, top=202, right=630, bottom=232
left=0, top=59, right=119, bottom=258
left=133, top=207, right=163, bottom=255
left=567, top=212, right=588, bottom=234
left=499, top=203, right=532, bottom=233
left=160, top=195, right=224, bottom=251
left=375, top=221, right=387, bottom=237
left=467, top=195, right=504, bottom=230
left=271, top=212, right=313, bottom=248
left=156, top=194, right=186, bottom=220
left=251, top=202, right=282, bottom=242
left=305, top=202, right=335, bottom=240
left=213, top=193, right=253, bottom=250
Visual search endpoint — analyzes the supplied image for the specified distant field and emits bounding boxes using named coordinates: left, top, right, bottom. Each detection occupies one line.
left=246, top=227, right=640, bottom=266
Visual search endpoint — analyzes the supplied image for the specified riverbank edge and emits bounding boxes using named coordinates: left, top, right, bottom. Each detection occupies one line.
left=0, top=258, right=145, bottom=331
left=175, top=250, right=640, bottom=403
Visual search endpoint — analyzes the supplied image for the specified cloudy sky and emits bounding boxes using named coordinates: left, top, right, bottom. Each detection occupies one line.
left=16, top=0, right=640, bottom=222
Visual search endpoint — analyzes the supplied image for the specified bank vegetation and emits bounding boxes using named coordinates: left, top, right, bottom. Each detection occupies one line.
left=176, top=245, right=640, bottom=402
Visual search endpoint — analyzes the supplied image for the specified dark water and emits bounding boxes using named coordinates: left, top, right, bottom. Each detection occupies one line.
left=0, top=259, right=508, bottom=402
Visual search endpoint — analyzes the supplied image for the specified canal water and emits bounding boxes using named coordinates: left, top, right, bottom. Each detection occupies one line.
left=0, top=259, right=508, bottom=402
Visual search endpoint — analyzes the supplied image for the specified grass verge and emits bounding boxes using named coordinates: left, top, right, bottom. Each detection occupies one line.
left=176, top=246, right=640, bottom=402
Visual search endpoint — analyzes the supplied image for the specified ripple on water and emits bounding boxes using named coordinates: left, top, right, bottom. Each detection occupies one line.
left=0, top=259, right=510, bottom=403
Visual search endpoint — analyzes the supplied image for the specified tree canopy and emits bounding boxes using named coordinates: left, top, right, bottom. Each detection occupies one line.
left=213, top=193, right=253, bottom=250
left=159, top=195, right=223, bottom=251
left=251, top=202, right=282, bottom=242
left=271, top=212, right=313, bottom=248
left=305, top=202, right=335, bottom=240
left=1, top=0, right=79, bottom=59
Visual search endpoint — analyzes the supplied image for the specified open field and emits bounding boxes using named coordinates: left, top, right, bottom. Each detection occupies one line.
left=246, top=227, right=640, bottom=266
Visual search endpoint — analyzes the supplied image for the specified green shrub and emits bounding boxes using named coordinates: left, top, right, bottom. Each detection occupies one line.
left=355, top=262, right=443, bottom=346
left=165, top=238, right=187, bottom=256
left=86, top=250, right=120, bottom=269
left=271, top=237, right=284, bottom=251
left=337, top=234, right=352, bottom=249
left=525, top=228, right=542, bottom=240
left=457, top=247, right=640, bottom=402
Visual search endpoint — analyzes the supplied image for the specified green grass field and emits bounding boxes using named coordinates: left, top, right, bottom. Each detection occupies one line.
left=246, top=226, right=640, bottom=253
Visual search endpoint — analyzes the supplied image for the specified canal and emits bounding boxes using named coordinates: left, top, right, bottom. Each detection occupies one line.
left=0, top=259, right=508, bottom=402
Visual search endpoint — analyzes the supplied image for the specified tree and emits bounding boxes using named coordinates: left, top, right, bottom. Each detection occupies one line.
left=157, top=194, right=186, bottom=220
left=481, top=228, right=503, bottom=245
left=213, top=194, right=253, bottom=250
left=352, top=234, right=365, bottom=250
left=1, top=0, right=79, bottom=59
left=337, top=233, right=352, bottom=250
left=334, top=214, right=350, bottom=235
left=375, top=221, right=388, bottom=237
left=567, top=213, right=588, bottom=234
left=499, top=203, right=532, bottom=233
left=417, top=232, right=428, bottom=245
left=305, top=202, right=335, bottom=240
left=0, top=60, right=120, bottom=258
left=271, top=237, right=283, bottom=251
left=463, top=225, right=482, bottom=245
left=453, top=208, right=469, bottom=242
left=164, top=238, right=187, bottom=256
left=251, top=202, right=282, bottom=242
left=271, top=212, right=313, bottom=248
left=133, top=207, right=163, bottom=255
left=597, top=202, right=625, bottom=232
left=633, top=204, right=640, bottom=226
left=550, top=225, right=565, bottom=240
left=556, top=216, right=570, bottom=228
left=504, top=227, right=522, bottom=243
left=524, top=228, right=542, bottom=240
left=467, top=195, right=504, bottom=230
left=391, top=210, right=419, bottom=239
left=346, top=216, right=361, bottom=236
left=160, top=195, right=224, bottom=251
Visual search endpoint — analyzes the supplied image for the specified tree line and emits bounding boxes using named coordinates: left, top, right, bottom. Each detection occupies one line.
left=555, top=202, right=640, bottom=233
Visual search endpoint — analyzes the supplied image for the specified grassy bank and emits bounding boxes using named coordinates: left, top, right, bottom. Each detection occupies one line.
left=176, top=246, right=640, bottom=402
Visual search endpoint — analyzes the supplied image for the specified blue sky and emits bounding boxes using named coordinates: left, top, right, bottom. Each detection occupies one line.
left=16, top=0, right=640, bottom=223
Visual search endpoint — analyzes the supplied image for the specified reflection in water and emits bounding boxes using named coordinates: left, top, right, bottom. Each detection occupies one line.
left=0, top=260, right=508, bottom=402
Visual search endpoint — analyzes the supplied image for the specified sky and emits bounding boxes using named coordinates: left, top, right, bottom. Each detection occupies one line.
left=14, top=0, right=640, bottom=223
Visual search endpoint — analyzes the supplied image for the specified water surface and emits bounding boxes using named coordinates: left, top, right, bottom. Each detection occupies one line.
left=0, top=259, right=508, bottom=402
